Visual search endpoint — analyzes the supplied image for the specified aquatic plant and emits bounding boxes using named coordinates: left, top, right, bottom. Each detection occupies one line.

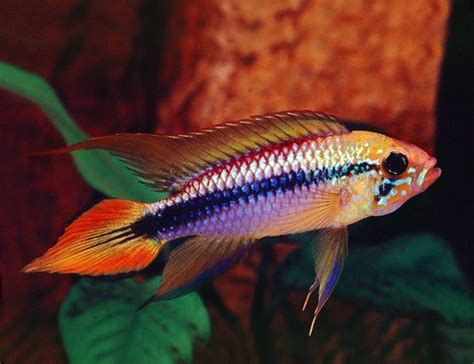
left=1, top=60, right=472, bottom=363
left=274, top=233, right=474, bottom=363
left=0, top=61, right=163, bottom=202
left=0, top=61, right=208, bottom=364
left=60, top=277, right=209, bottom=364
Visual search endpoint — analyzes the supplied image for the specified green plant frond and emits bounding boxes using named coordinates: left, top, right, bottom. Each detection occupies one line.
left=59, top=277, right=210, bottom=364
left=0, top=60, right=165, bottom=202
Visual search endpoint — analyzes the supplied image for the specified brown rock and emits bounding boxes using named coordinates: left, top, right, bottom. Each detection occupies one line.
left=157, top=0, right=450, bottom=153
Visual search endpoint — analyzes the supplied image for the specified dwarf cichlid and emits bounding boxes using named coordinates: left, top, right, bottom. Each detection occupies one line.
left=24, top=110, right=441, bottom=334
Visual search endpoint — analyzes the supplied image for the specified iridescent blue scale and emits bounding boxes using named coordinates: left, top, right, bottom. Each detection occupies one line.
left=151, top=162, right=377, bottom=235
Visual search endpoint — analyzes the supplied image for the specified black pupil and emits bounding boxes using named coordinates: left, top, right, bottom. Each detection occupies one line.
left=382, top=152, right=408, bottom=175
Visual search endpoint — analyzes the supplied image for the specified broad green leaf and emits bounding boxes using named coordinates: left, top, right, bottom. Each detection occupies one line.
left=276, top=234, right=473, bottom=322
left=274, top=233, right=474, bottom=362
left=59, top=277, right=210, bottom=364
left=336, top=234, right=473, bottom=322
left=0, top=60, right=164, bottom=202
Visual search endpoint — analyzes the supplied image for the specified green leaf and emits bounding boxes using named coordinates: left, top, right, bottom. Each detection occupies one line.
left=276, top=234, right=473, bottom=321
left=59, top=277, right=210, bottom=364
left=0, top=60, right=164, bottom=202
left=337, top=234, right=473, bottom=322
left=275, top=233, right=474, bottom=362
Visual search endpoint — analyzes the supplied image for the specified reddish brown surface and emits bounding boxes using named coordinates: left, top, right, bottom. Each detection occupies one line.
left=0, top=0, right=143, bottom=304
left=0, top=2, right=144, bottom=361
left=0, top=296, right=66, bottom=363
left=195, top=294, right=440, bottom=364
left=158, top=0, right=449, bottom=154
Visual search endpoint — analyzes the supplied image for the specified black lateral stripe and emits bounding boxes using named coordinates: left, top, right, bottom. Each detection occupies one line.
left=132, top=162, right=376, bottom=236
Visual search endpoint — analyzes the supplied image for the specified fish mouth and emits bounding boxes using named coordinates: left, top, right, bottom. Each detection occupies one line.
left=416, top=157, right=441, bottom=193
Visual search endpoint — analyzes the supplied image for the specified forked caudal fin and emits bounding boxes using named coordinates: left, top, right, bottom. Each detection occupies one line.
left=23, top=199, right=164, bottom=275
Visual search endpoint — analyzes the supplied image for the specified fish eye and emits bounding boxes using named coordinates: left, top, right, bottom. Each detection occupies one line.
left=382, top=152, right=408, bottom=175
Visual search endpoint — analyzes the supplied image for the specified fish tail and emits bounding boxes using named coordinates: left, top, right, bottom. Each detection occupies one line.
left=23, top=199, right=164, bottom=275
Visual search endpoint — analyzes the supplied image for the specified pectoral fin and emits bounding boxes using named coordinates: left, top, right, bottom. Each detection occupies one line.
left=142, top=235, right=255, bottom=306
left=303, top=227, right=348, bottom=335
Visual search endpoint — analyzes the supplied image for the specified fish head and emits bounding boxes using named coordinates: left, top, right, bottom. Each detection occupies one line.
left=369, top=138, right=441, bottom=216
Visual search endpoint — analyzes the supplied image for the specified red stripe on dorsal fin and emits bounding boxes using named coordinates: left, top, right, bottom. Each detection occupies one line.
left=44, top=110, right=349, bottom=192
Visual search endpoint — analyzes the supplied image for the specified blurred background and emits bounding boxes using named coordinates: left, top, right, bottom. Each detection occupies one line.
left=0, top=1, right=472, bottom=363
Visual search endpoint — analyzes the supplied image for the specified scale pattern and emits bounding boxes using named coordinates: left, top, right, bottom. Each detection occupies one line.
left=143, top=135, right=375, bottom=239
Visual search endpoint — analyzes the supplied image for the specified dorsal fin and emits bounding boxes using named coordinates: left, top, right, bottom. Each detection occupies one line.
left=56, top=110, right=349, bottom=192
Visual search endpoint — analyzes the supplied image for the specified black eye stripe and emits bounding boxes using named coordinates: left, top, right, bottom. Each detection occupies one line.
left=378, top=182, right=393, bottom=196
left=382, top=152, right=408, bottom=175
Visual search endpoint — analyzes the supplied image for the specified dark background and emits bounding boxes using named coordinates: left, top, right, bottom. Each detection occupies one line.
left=0, top=0, right=472, bottom=363
left=436, top=0, right=473, bottom=286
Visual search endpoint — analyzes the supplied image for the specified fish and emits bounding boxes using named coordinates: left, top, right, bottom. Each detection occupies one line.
left=23, top=110, right=441, bottom=334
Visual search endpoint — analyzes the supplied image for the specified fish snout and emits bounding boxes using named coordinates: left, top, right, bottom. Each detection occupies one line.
left=415, top=157, right=441, bottom=193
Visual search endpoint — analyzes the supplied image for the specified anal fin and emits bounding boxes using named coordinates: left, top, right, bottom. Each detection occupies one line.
left=303, top=227, right=348, bottom=335
left=147, top=235, right=256, bottom=303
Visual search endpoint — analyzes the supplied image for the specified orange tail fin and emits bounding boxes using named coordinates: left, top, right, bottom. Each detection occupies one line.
left=23, top=199, right=164, bottom=276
